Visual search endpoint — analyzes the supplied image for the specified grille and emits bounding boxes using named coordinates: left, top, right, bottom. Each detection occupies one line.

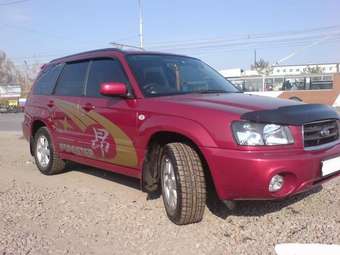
left=304, top=119, right=339, bottom=148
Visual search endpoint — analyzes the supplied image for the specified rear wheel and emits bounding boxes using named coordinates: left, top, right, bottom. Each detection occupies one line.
left=34, top=127, right=65, bottom=175
left=160, top=143, right=206, bottom=225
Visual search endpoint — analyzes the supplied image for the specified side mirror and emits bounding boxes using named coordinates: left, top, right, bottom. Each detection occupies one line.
left=99, top=82, right=127, bottom=97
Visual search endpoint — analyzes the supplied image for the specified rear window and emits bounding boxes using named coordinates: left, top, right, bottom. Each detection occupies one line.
left=54, top=61, right=89, bottom=96
left=33, top=64, right=63, bottom=95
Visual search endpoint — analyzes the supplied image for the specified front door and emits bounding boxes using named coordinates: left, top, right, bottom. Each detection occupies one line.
left=77, top=58, right=139, bottom=169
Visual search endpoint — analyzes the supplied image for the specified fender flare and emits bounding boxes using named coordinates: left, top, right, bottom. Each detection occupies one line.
left=30, top=118, right=58, bottom=155
left=137, top=115, right=217, bottom=193
left=137, top=115, right=218, bottom=149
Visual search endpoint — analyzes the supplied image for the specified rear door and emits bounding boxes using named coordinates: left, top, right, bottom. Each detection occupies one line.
left=52, top=60, right=90, bottom=156
left=25, top=63, right=64, bottom=139
left=77, top=58, right=139, bottom=168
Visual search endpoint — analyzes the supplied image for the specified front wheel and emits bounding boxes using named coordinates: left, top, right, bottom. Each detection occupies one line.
left=160, top=143, right=206, bottom=225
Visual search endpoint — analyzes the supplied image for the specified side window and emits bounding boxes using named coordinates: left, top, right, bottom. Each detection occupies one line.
left=33, top=64, right=63, bottom=95
left=86, top=59, right=129, bottom=97
left=54, top=61, right=89, bottom=96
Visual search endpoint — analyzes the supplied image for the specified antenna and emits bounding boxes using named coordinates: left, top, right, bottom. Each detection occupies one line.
left=138, top=0, right=144, bottom=48
left=109, top=1, right=144, bottom=50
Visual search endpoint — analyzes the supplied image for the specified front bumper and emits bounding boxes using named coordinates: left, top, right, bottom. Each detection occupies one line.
left=201, top=143, right=340, bottom=200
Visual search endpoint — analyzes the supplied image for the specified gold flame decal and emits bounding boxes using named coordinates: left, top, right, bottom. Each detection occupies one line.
left=55, top=99, right=138, bottom=168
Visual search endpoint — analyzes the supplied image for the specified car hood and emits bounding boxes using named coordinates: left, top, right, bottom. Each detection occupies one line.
left=153, top=92, right=300, bottom=115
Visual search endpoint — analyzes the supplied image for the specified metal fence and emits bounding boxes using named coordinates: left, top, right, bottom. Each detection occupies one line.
left=227, top=74, right=334, bottom=92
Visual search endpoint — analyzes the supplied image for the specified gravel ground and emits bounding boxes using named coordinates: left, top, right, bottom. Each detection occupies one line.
left=0, top=113, right=24, bottom=132
left=0, top=131, right=340, bottom=255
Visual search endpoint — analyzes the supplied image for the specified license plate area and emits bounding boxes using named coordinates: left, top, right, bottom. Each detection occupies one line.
left=322, top=156, right=340, bottom=176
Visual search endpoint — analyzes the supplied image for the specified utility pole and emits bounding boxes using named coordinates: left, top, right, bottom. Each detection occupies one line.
left=254, top=49, right=257, bottom=66
left=138, top=0, right=144, bottom=48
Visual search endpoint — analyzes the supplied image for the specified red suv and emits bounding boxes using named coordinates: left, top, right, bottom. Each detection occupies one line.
left=23, top=48, right=340, bottom=225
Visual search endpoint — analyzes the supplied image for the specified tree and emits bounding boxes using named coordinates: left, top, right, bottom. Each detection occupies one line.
left=251, top=58, right=273, bottom=75
left=0, top=50, right=40, bottom=97
left=0, top=50, right=20, bottom=84
left=302, top=65, right=323, bottom=75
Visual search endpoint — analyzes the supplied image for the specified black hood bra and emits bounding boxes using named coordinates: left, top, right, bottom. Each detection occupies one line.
left=241, top=104, right=340, bottom=125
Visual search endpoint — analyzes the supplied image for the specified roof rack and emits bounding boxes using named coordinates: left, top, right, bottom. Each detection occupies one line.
left=50, top=48, right=123, bottom=63
left=110, top=42, right=145, bottom=51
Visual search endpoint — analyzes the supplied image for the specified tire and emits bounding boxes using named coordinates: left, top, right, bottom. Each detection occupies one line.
left=33, top=127, right=65, bottom=175
left=160, top=143, right=206, bottom=225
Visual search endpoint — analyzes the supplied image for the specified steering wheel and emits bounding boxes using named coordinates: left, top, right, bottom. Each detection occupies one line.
left=143, top=83, right=161, bottom=95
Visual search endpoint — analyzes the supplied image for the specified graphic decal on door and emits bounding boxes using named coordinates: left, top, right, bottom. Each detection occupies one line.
left=91, top=128, right=110, bottom=157
left=54, top=99, right=138, bottom=168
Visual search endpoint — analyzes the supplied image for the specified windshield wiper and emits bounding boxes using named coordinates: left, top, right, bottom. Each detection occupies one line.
left=193, top=89, right=233, bottom=94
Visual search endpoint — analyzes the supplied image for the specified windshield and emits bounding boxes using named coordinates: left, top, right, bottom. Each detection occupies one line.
left=126, top=54, right=239, bottom=97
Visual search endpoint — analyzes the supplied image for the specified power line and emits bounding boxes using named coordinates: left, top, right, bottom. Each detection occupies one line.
left=10, top=35, right=340, bottom=66
left=2, top=23, right=138, bottom=47
left=147, top=25, right=340, bottom=47
left=0, top=0, right=31, bottom=6
left=6, top=25, right=340, bottom=66
left=146, top=25, right=340, bottom=50
left=192, top=37, right=340, bottom=58
left=277, top=36, right=333, bottom=64
left=149, top=30, right=340, bottom=53
left=10, top=33, right=340, bottom=64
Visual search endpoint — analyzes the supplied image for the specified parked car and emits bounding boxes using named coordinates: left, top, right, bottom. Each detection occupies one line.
left=23, top=48, right=340, bottom=225
left=0, top=100, right=20, bottom=113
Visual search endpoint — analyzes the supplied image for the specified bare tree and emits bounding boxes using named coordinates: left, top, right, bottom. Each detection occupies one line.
left=302, top=65, right=323, bottom=75
left=0, top=50, right=19, bottom=84
left=0, top=50, right=41, bottom=97
left=251, top=58, right=273, bottom=75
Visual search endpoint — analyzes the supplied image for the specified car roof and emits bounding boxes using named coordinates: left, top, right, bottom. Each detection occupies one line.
left=49, top=48, right=195, bottom=65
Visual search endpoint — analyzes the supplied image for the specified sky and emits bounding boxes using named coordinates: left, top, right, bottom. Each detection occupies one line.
left=0, top=0, right=340, bottom=71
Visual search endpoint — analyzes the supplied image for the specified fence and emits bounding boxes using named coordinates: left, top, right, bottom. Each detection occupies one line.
left=227, top=74, right=334, bottom=92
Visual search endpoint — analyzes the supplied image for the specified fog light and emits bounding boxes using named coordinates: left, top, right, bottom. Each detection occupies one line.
left=269, top=175, right=284, bottom=192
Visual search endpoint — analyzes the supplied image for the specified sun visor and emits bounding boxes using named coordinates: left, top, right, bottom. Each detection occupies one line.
left=241, top=104, right=339, bottom=125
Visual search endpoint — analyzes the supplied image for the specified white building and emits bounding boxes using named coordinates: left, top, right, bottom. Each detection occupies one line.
left=271, top=63, right=340, bottom=76
left=0, top=84, right=21, bottom=98
left=219, top=63, right=340, bottom=93
left=219, top=63, right=340, bottom=78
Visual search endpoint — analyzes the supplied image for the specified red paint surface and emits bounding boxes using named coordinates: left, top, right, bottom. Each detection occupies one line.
left=23, top=49, right=340, bottom=201
left=99, top=82, right=127, bottom=97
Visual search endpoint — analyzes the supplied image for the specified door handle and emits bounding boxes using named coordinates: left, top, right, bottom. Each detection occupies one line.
left=82, top=103, right=95, bottom=112
left=47, top=100, right=54, bottom=108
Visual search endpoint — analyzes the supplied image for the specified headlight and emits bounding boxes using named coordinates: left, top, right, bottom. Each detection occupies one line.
left=232, top=121, right=294, bottom=146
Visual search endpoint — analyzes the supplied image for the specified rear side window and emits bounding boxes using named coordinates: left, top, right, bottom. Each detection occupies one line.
left=33, top=64, right=63, bottom=95
left=86, top=59, right=129, bottom=97
left=54, top=61, right=89, bottom=96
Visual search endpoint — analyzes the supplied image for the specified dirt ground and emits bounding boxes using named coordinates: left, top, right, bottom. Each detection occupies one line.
left=0, top=113, right=23, bottom=132
left=0, top=127, right=340, bottom=254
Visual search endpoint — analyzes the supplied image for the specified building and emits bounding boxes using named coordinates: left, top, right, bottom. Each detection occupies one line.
left=219, top=62, right=340, bottom=92
left=219, top=63, right=340, bottom=107
left=220, top=63, right=340, bottom=78
left=0, top=84, right=21, bottom=99
left=271, top=63, right=340, bottom=76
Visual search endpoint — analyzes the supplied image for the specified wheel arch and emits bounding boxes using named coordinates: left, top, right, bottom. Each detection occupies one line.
left=141, top=130, right=217, bottom=198
left=289, top=96, right=303, bottom=102
left=29, top=119, right=48, bottom=156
